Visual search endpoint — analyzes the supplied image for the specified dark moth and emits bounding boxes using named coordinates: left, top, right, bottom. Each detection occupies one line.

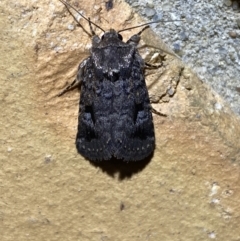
left=58, top=1, right=157, bottom=161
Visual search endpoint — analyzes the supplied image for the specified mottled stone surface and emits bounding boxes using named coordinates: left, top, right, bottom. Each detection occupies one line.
left=1, top=0, right=240, bottom=240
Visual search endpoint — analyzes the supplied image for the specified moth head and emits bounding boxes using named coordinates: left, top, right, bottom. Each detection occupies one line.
left=92, top=29, right=123, bottom=47
left=101, top=29, right=123, bottom=41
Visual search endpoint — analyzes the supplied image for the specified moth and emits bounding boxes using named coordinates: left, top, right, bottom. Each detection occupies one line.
left=58, top=0, right=165, bottom=161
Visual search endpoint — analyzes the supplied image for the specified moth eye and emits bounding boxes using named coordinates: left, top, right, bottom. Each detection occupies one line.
left=118, top=34, right=123, bottom=40
left=101, top=35, right=105, bottom=40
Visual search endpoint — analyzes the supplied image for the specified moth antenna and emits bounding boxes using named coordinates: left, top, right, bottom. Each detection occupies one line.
left=88, top=17, right=96, bottom=36
left=59, top=0, right=105, bottom=34
left=60, top=0, right=91, bottom=37
left=118, top=19, right=184, bottom=33
left=136, top=25, right=150, bottom=36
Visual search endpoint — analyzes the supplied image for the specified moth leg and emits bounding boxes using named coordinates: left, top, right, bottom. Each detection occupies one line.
left=145, top=62, right=163, bottom=69
left=151, top=106, right=167, bottom=117
left=147, top=61, right=166, bottom=117
left=57, top=58, right=89, bottom=97
left=57, top=78, right=80, bottom=97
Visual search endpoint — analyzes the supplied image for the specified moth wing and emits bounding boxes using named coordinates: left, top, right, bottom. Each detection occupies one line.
left=112, top=51, right=155, bottom=161
left=76, top=57, right=113, bottom=161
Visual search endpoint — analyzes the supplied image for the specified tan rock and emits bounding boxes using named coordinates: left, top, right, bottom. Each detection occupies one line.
left=1, top=0, right=240, bottom=240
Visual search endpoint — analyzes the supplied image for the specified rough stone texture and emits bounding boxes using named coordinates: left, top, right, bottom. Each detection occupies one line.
left=0, top=0, right=240, bottom=241
left=126, top=0, right=240, bottom=116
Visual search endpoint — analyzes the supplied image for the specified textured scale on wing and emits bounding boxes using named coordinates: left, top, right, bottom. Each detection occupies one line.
left=76, top=58, right=113, bottom=161
left=112, top=51, right=155, bottom=161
